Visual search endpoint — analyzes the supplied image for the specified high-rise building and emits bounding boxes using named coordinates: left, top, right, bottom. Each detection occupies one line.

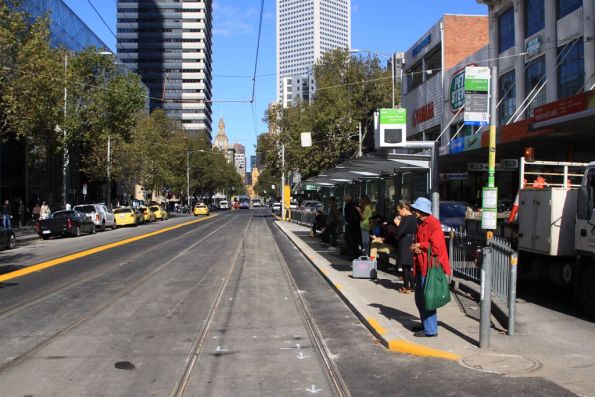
left=117, top=0, right=213, bottom=138
left=276, top=0, right=351, bottom=106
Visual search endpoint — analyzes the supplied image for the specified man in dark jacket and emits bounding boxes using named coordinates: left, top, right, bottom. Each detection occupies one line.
left=2, top=199, right=13, bottom=229
left=343, top=195, right=361, bottom=259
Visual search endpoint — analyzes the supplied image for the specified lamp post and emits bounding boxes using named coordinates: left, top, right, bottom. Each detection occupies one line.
left=350, top=49, right=396, bottom=108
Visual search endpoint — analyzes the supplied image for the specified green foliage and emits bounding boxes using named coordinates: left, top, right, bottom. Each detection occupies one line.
left=261, top=48, right=394, bottom=179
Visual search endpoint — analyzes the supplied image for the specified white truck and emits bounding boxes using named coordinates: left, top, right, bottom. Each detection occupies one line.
left=516, top=159, right=595, bottom=318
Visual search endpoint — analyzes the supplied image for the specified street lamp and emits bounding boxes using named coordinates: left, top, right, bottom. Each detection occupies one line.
left=350, top=49, right=396, bottom=108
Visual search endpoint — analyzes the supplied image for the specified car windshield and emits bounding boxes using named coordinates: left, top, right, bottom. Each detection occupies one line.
left=149, top=206, right=159, bottom=211
left=52, top=211, right=76, bottom=219
left=74, top=205, right=95, bottom=213
left=439, top=203, right=468, bottom=218
left=114, top=208, right=132, bottom=214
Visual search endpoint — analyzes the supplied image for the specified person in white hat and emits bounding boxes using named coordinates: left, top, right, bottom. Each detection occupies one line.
left=409, top=197, right=452, bottom=337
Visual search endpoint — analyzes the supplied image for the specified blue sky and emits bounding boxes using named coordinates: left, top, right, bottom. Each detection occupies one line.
left=62, top=0, right=487, bottom=164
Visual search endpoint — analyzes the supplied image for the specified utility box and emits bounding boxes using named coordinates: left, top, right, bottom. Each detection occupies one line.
left=518, top=188, right=577, bottom=256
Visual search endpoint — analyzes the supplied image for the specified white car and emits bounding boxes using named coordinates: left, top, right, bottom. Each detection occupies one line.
left=73, top=204, right=116, bottom=231
left=289, top=201, right=298, bottom=209
left=251, top=199, right=262, bottom=207
left=272, top=202, right=281, bottom=212
left=219, top=200, right=229, bottom=210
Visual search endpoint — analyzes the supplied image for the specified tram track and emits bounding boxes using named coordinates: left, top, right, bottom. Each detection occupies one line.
left=0, top=213, right=239, bottom=376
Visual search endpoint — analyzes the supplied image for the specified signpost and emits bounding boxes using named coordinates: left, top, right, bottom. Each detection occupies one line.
left=375, top=108, right=407, bottom=148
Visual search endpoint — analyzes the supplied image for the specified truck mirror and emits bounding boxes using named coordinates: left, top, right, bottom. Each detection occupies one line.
left=577, top=187, right=590, bottom=220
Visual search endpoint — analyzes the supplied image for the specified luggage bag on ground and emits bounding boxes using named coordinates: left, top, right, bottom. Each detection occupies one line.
left=352, top=256, right=377, bottom=279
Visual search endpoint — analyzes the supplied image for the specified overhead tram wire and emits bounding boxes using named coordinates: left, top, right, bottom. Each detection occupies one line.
left=250, top=0, right=266, bottom=103
left=87, top=0, right=117, bottom=40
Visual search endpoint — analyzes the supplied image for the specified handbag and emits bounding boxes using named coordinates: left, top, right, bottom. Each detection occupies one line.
left=423, top=246, right=451, bottom=311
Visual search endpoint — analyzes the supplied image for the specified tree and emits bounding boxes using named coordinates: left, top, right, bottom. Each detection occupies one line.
left=261, top=48, right=393, bottom=179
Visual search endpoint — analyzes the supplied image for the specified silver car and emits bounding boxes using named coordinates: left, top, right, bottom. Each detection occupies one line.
left=73, top=204, right=116, bottom=231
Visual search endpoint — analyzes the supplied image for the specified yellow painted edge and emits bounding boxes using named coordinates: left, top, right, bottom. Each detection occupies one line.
left=387, top=339, right=461, bottom=361
left=366, top=317, right=387, bottom=335
left=320, top=268, right=329, bottom=276
left=0, top=214, right=218, bottom=283
left=334, top=282, right=342, bottom=290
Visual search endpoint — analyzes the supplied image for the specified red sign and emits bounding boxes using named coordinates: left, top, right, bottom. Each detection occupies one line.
left=412, top=102, right=434, bottom=127
left=533, top=92, right=587, bottom=122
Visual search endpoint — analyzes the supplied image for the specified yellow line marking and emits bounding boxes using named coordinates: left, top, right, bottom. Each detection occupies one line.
left=366, top=317, right=387, bottom=335
left=320, top=269, right=329, bottom=276
left=0, top=215, right=218, bottom=283
left=334, top=282, right=342, bottom=290
left=387, top=339, right=461, bottom=361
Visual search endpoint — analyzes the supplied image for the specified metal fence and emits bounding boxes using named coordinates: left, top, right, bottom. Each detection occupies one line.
left=289, top=210, right=316, bottom=227
left=449, top=230, right=518, bottom=335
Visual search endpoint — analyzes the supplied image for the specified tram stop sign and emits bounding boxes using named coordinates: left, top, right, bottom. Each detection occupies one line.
left=464, top=66, right=490, bottom=126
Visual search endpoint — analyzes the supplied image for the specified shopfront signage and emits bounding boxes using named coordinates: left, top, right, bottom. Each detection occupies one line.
left=449, top=67, right=466, bottom=112
left=464, top=66, right=491, bottom=126
left=533, top=92, right=587, bottom=122
left=412, top=34, right=432, bottom=57
left=412, top=102, right=434, bottom=127
left=304, top=184, right=320, bottom=191
left=449, top=137, right=465, bottom=154
left=526, top=36, right=542, bottom=57
left=468, top=160, right=519, bottom=172
left=440, top=173, right=469, bottom=180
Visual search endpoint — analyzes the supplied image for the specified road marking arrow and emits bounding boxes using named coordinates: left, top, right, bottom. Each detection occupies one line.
left=297, top=352, right=311, bottom=360
left=306, top=385, right=322, bottom=393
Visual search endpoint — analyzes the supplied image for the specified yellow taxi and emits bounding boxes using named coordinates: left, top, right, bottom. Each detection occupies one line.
left=149, top=205, right=168, bottom=221
left=139, top=206, right=156, bottom=223
left=193, top=203, right=210, bottom=216
left=113, top=207, right=140, bottom=227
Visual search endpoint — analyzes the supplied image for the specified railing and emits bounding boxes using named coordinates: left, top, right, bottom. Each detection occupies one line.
left=289, top=209, right=317, bottom=227
left=449, top=229, right=518, bottom=335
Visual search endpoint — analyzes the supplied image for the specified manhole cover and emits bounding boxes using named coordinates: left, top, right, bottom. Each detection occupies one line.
left=461, top=353, right=541, bottom=374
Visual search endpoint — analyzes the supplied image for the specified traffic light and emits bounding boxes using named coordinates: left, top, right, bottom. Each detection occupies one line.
left=523, top=147, right=535, bottom=162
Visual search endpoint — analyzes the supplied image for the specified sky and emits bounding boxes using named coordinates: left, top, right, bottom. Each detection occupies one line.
left=62, top=0, right=488, bottom=164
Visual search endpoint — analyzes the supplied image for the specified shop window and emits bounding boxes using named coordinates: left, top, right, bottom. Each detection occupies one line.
left=424, top=48, right=441, bottom=78
left=558, top=39, right=584, bottom=99
left=498, top=7, right=515, bottom=53
left=525, top=0, right=544, bottom=37
left=406, top=61, right=423, bottom=92
left=525, top=56, right=546, bottom=117
left=557, top=0, right=582, bottom=19
left=499, top=70, right=516, bottom=125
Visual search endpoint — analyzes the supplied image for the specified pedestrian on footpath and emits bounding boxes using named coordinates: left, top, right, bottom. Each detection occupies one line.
left=356, top=195, right=373, bottom=256
left=40, top=201, right=51, bottom=220
left=32, top=202, right=41, bottom=222
left=17, top=200, right=25, bottom=227
left=393, top=202, right=417, bottom=293
left=409, top=197, right=451, bottom=337
left=2, top=199, right=12, bottom=229
left=343, top=195, right=361, bottom=259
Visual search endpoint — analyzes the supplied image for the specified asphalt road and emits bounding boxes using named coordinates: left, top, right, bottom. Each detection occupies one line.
left=0, top=209, right=576, bottom=396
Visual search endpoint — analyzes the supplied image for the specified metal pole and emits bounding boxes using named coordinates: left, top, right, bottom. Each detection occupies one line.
left=358, top=122, right=362, bottom=157
left=186, top=151, right=190, bottom=209
left=107, top=136, right=111, bottom=209
left=488, top=66, right=498, bottom=188
left=480, top=246, right=493, bottom=348
left=431, top=141, right=440, bottom=218
left=281, top=143, right=285, bottom=220
left=508, top=253, right=518, bottom=335
left=391, top=53, right=395, bottom=108
left=63, top=53, right=68, bottom=210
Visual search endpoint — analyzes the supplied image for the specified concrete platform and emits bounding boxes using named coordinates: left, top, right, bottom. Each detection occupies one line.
left=275, top=220, right=595, bottom=397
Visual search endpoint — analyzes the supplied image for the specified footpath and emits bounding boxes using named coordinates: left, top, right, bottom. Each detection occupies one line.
left=275, top=221, right=595, bottom=397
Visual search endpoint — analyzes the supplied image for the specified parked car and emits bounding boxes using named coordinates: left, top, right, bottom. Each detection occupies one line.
left=301, top=200, right=322, bottom=211
left=0, top=226, right=16, bottom=250
left=194, top=203, right=210, bottom=216
left=439, top=201, right=476, bottom=232
left=251, top=199, right=262, bottom=208
left=113, top=207, right=141, bottom=227
left=149, top=205, right=167, bottom=221
left=232, top=201, right=240, bottom=209
left=289, top=200, right=298, bottom=209
left=37, top=210, right=96, bottom=240
left=272, top=202, right=281, bottom=213
left=73, top=204, right=116, bottom=231
left=219, top=200, right=230, bottom=210
left=139, top=206, right=156, bottom=223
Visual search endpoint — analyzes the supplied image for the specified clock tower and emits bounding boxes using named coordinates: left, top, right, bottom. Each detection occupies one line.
left=212, top=117, right=229, bottom=151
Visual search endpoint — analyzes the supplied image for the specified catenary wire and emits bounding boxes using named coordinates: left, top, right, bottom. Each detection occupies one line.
left=250, top=0, right=266, bottom=103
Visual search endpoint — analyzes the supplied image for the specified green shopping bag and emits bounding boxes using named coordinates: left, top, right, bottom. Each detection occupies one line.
left=424, top=246, right=451, bottom=311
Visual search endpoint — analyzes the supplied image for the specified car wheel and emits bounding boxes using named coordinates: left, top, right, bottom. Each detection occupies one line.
left=7, top=234, right=16, bottom=249
left=74, top=226, right=80, bottom=237
left=101, top=221, right=106, bottom=232
left=42, top=235, right=50, bottom=240
left=91, top=225, right=97, bottom=234
left=112, top=223, right=117, bottom=230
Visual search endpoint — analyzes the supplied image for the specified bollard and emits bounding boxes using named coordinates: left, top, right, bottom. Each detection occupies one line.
left=508, top=253, right=518, bottom=336
left=480, top=246, right=492, bottom=349
left=448, top=230, right=454, bottom=283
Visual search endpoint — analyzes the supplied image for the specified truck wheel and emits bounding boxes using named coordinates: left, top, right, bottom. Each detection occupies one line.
left=579, top=265, right=595, bottom=320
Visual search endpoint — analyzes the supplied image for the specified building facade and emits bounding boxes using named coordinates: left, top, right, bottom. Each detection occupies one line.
left=117, top=0, right=213, bottom=138
left=402, top=14, right=489, bottom=143
left=276, top=0, right=351, bottom=106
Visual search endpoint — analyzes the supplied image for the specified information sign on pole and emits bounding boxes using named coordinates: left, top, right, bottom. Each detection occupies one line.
left=374, top=108, right=407, bottom=148
left=464, top=66, right=491, bottom=126
left=481, top=187, right=498, bottom=230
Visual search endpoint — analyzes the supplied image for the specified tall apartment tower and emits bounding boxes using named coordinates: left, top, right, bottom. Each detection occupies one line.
left=276, top=0, right=351, bottom=106
left=117, top=0, right=213, bottom=138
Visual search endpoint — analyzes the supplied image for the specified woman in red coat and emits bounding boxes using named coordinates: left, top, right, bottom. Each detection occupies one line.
left=409, top=197, right=451, bottom=337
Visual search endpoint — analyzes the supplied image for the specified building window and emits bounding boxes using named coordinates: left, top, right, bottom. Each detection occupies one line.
left=424, top=47, right=441, bottom=78
left=525, top=0, right=544, bottom=37
left=498, top=7, right=515, bottom=53
left=557, top=0, right=582, bottom=19
left=499, top=70, right=516, bottom=125
left=525, top=56, right=546, bottom=117
left=406, top=61, right=423, bottom=92
left=558, top=39, right=584, bottom=99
